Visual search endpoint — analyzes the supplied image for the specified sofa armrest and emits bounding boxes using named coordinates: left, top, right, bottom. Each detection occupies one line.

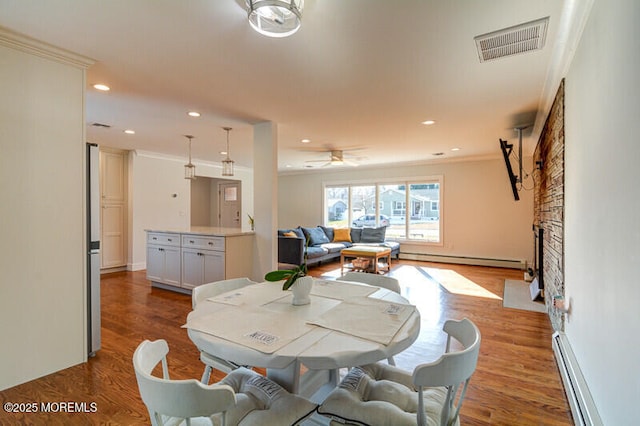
left=278, top=236, right=305, bottom=266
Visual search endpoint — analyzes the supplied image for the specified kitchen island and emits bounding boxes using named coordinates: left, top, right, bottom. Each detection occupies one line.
left=146, top=227, right=254, bottom=293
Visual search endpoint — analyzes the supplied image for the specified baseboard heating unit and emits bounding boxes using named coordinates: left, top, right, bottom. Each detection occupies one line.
left=552, top=332, right=603, bottom=426
left=400, top=252, right=526, bottom=269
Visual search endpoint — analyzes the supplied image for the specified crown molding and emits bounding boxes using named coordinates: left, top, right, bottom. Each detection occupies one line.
left=0, top=26, right=94, bottom=69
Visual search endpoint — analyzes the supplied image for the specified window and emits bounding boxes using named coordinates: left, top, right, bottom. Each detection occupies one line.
left=392, top=201, right=406, bottom=216
left=324, top=178, right=442, bottom=243
left=325, top=186, right=349, bottom=226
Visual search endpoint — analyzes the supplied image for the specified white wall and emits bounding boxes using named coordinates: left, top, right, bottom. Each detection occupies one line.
left=564, top=0, right=640, bottom=423
left=278, top=157, right=533, bottom=266
left=130, top=151, right=253, bottom=270
left=0, top=32, right=91, bottom=390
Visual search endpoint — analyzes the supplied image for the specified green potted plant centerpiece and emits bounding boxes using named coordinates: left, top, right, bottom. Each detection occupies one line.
left=264, top=235, right=313, bottom=305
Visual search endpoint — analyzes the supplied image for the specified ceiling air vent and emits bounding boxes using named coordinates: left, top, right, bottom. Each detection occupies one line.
left=474, top=17, right=549, bottom=63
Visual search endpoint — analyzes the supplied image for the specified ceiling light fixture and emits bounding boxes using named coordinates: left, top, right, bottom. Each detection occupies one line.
left=246, top=0, right=303, bottom=38
left=93, top=84, right=110, bottom=91
left=124, top=129, right=135, bottom=134
left=422, top=120, right=436, bottom=125
left=184, top=135, right=196, bottom=180
left=188, top=111, right=201, bottom=117
left=221, top=127, right=235, bottom=176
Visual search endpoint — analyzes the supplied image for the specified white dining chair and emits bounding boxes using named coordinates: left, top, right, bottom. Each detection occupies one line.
left=339, top=271, right=401, bottom=365
left=133, top=339, right=316, bottom=426
left=339, top=271, right=401, bottom=294
left=192, top=277, right=257, bottom=309
left=192, top=277, right=257, bottom=383
left=317, top=318, right=481, bottom=426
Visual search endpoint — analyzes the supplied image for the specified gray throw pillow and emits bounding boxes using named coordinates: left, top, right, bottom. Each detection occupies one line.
left=302, top=226, right=330, bottom=246
left=360, top=226, right=386, bottom=243
left=350, top=228, right=362, bottom=243
left=320, top=226, right=334, bottom=242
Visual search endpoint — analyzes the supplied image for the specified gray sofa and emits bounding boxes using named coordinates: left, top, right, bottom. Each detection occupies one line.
left=277, top=225, right=400, bottom=268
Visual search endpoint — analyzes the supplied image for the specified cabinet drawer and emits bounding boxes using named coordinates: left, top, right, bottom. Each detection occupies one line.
left=181, top=235, right=225, bottom=251
left=147, top=232, right=180, bottom=247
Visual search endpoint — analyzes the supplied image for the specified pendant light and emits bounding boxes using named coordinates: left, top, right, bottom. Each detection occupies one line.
left=184, top=135, right=196, bottom=180
left=222, top=127, right=234, bottom=176
left=246, top=0, right=303, bottom=38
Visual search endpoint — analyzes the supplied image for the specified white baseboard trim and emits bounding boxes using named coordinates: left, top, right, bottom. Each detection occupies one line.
left=552, top=332, right=603, bottom=426
left=129, top=262, right=146, bottom=271
left=100, top=266, right=127, bottom=274
left=399, top=252, right=526, bottom=269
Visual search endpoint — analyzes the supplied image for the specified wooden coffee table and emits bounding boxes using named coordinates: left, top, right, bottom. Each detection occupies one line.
left=340, top=246, right=392, bottom=274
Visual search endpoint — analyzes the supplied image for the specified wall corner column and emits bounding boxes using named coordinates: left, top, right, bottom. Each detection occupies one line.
left=252, top=122, right=278, bottom=280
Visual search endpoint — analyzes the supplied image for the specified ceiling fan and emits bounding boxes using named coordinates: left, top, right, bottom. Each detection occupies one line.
left=304, top=149, right=363, bottom=168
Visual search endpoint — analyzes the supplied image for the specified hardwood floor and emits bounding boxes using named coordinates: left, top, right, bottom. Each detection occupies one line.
left=0, top=260, right=572, bottom=425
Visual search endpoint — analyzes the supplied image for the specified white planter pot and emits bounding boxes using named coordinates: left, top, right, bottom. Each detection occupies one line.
left=291, top=276, right=313, bottom=305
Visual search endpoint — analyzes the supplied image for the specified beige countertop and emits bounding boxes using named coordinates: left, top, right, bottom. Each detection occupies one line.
left=145, top=226, right=255, bottom=237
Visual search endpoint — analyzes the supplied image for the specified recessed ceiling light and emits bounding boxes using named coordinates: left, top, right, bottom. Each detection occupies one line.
left=301, top=139, right=311, bottom=143
left=220, top=151, right=227, bottom=155
left=124, top=129, right=135, bottom=135
left=451, top=147, right=460, bottom=151
left=93, top=84, right=110, bottom=91
left=422, top=120, right=436, bottom=125
left=188, top=111, right=201, bottom=117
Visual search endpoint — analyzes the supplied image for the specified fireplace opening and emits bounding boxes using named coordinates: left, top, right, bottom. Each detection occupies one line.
left=530, top=225, right=544, bottom=300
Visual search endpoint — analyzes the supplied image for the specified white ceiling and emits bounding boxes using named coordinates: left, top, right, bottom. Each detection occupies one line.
left=0, top=0, right=573, bottom=172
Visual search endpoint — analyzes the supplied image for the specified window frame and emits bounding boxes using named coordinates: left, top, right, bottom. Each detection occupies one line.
left=323, top=176, right=443, bottom=245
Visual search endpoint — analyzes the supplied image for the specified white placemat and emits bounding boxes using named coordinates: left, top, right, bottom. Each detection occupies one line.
left=206, top=282, right=288, bottom=306
left=306, top=297, right=416, bottom=345
left=311, top=279, right=378, bottom=300
left=184, top=305, right=313, bottom=354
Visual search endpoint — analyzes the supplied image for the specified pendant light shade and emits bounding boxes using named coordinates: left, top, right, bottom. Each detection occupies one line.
left=184, top=135, right=196, bottom=180
left=222, top=127, right=234, bottom=177
left=246, top=0, right=303, bottom=38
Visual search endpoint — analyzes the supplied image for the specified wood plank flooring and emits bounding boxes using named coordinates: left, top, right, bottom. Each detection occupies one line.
left=0, top=260, right=572, bottom=425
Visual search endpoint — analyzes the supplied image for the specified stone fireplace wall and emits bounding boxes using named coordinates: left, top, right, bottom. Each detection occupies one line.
left=533, top=79, right=565, bottom=332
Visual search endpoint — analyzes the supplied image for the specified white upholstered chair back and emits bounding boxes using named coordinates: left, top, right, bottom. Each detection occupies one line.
left=192, top=277, right=257, bottom=309
left=339, top=271, right=401, bottom=294
left=317, top=318, right=481, bottom=426
left=191, top=277, right=257, bottom=382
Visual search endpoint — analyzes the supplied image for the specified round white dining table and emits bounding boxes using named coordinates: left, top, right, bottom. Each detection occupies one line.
left=185, top=278, right=420, bottom=397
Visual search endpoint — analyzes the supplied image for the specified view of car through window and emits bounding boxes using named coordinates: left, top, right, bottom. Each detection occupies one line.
left=352, top=214, right=390, bottom=227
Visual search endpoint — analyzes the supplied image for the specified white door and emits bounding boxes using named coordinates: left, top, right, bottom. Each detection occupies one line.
left=219, top=182, right=241, bottom=228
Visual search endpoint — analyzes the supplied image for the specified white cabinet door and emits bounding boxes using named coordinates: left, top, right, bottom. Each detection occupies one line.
left=146, top=245, right=165, bottom=283
left=203, top=250, right=225, bottom=285
left=100, top=149, right=127, bottom=269
left=181, top=249, right=203, bottom=290
left=101, top=150, right=126, bottom=202
left=181, top=248, right=225, bottom=290
left=101, top=204, right=125, bottom=268
left=164, top=246, right=181, bottom=286
left=147, top=244, right=181, bottom=287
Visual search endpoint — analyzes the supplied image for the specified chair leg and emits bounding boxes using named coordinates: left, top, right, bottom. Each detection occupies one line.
left=201, top=365, right=212, bottom=384
left=387, top=356, right=396, bottom=366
